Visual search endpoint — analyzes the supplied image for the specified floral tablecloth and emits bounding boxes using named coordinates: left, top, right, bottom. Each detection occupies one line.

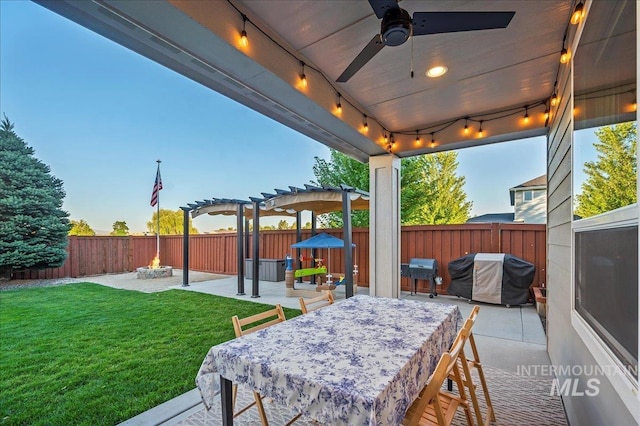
left=196, top=295, right=461, bottom=425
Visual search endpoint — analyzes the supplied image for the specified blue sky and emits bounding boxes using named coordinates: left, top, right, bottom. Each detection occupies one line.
left=1, top=1, right=546, bottom=233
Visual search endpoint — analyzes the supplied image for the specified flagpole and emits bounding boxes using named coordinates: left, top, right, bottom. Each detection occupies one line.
left=156, top=159, right=161, bottom=260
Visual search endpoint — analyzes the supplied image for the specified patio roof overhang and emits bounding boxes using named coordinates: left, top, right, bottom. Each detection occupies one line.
left=34, top=0, right=576, bottom=161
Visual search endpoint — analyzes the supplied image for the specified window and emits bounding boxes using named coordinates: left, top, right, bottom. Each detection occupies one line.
left=522, top=190, right=543, bottom=202
left=575, top=221, right=638, bottom=378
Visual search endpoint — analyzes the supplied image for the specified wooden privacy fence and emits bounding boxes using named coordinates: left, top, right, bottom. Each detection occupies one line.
left=15, top=223, right=546, bottom=294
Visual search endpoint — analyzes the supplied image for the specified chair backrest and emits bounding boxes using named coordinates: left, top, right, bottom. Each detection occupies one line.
left=405, top=336, right=467, bottom=425
left=467, top=305, right=480, bottom=329
left=299, top=291, right=334, bottom=314
left=232, top=304, right=286, bottom=338
left=465, top=305, right=482, bottom=364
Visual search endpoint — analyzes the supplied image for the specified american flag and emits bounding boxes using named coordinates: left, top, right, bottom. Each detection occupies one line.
left=150, top=166, right=163, bottom=207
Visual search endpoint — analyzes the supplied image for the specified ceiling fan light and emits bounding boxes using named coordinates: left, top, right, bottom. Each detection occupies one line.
left=426, top=65, right=448, bottom=78
left=381, top=8, right=412, bottom=46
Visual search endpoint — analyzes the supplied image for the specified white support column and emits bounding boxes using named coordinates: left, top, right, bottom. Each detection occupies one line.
left=369, top=154, right=401, bottom=298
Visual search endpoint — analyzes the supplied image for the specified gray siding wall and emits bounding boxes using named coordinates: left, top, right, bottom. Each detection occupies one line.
left=546, top=47, right=636, bottom=426
left=514, top=191, right=547, bottom=224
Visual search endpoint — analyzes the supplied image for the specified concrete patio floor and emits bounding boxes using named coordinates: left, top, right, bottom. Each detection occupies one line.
left=120, top=276, right=565, bottom=425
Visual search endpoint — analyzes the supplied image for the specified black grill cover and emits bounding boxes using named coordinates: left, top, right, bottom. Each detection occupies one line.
left=447, top=253, right=535, bottom=305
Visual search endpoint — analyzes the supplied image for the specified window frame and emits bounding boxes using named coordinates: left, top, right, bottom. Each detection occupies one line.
left=571, top=204, right=639, bottom=419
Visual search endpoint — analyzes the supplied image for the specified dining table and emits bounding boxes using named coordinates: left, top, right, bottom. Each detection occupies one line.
left=196, top=295, right=462, bottom=425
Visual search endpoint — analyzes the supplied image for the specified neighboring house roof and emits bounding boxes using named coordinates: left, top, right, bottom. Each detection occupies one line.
left=466, top=213, right=515, bottom=223
left=510, top=174, right=547, bottom=206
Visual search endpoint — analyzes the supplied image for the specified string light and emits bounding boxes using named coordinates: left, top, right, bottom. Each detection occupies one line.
left=570, top=1, right=585, bottom=25
left=478, top=120, right=484, bottom=137
left=415, top=131, right=421, bottom=146
left=299, top=61, right=307, bottom=89
left=240, top=14, right=248, bottom=48
left=550, top=92, right=558, bottom=107
left=430, top=133, right=435, bottom=147
left=390, top=133, right=396, bottom=147
left=464, top=118, right=470, bottom=134
left=523, top=106, right=529, bottom=124
left=336, top=93, right=342, bottom=114
left=560, top=48, right=571, bottom=64
left=363, top=115, right=368, bottom=132
left=544, top=105, right=550, bottom=120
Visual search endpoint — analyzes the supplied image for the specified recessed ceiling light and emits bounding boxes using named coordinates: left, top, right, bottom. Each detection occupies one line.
left=426, top=65, right=448, bottom=78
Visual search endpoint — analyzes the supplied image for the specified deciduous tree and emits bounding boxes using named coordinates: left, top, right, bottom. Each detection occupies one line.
left=312, top=149, right=472, bottom=226
left=0, top=116, right=70, bottom=279
left=69, top=219, right=95, bottom=236
left=575, top=123, right=637, bottom=218
left=147, top=209, right=198, bottom=235
left=111, top=220, right=129, bottom=236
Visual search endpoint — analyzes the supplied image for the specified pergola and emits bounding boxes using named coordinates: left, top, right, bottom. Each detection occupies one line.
left=183, top=184, right=369, bottom=297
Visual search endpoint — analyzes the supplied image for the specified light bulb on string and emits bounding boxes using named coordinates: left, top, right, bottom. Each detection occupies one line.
left=478, top=121, right=484, bottom=137
left=464, top=117, right=470, bottom=134
left=523, top=106, right=529, bottom=124
left=430, top=133, right=435, bottom=147
left=571, top=1, right=585, bottom=25
left=336, top=93, right=342, bottom=114
left=363, top=115, right=368, bottom=133
left=544, top=106, right=550, bottom=120
left=560, top=48, right=571, bottom=64
left=415, top=132, right=421, bottom=146
left=551, top=92, right=558, bottom=107
left=299, top=62, right=307, bottom=89
left=239, top=15, right=248, bottom=48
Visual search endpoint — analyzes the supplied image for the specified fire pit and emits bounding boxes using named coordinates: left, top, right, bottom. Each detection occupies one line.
left=136, top=266, right=173, bottom=279
left=137, top=255, right=173, bottom=279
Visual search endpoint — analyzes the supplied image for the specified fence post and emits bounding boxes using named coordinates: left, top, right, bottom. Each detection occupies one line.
left=491, top=223, right=501, bottom=252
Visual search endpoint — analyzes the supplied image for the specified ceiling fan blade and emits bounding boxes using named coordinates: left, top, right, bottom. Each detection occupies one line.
left=412, top=11, right=515, bottom=36
left=337, top=34, right=385, bottom=83
left=368, top=0, right=399, bottom=19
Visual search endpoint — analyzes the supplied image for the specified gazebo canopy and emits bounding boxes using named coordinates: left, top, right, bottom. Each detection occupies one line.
left=188, top=184, right=369, bottom=219
left=291, top=232, right=356, bottom=249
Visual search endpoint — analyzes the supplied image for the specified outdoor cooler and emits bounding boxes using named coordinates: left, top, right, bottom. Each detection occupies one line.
left=402, top=258, right=439, bottom=297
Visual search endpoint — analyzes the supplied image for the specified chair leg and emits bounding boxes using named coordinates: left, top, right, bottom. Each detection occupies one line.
left=232, top=384, right=238, bottom=412
left=475, top=364, right=496, bottom=422
left=253, top=391, right=269, bottom=426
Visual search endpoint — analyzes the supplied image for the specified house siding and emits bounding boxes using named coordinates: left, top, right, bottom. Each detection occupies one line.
left=546, top=8, right=637, bottom=424
left=514, top=190, right=547, bottom=224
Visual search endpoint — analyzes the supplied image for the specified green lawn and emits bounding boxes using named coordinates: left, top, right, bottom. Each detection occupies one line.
left=0, top=283, right=301, bottom=426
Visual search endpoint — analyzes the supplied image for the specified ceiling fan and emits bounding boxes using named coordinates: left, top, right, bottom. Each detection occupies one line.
left=336, top=0, right=515, bottom=83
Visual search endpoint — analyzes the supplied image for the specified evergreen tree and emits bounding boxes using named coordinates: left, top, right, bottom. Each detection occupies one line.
left=403, top=152, right=473, bottom=225
left=0, top=116, right=70, bottom=279
left=575, top=123, right=637, bottom=218
left=312, top=149, right=472, bottom=226
left=69, top=219, right=96, bottom=236
left=147, top=208, right=198, bottom=235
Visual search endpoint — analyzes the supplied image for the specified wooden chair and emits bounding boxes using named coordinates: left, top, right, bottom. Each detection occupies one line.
left=231, top=304, right=299, bottom=426
left=455, top=306, right=496, bottom=425
left=299, top=290, right=335, bottom=314
left=403, top=335, right=474, bottom=426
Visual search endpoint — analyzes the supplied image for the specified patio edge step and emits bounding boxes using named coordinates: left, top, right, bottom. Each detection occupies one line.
left=118, top=388, right=203, bottom=426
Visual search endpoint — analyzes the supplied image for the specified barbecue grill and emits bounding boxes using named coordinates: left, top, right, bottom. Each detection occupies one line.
left=401, top=258, right=439, bottom=297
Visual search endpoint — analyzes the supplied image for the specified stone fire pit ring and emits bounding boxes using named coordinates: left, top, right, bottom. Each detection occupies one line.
left=136, top=266, right=173, bottom=279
